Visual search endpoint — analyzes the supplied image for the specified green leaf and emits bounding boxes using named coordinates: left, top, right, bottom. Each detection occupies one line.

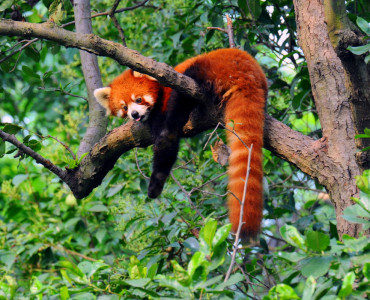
left=342, top=235, right=369, bottom=252
left=0, top=140, right=5, bottom=157
left=278, top=251, right=308, bottom=263
left=209, top=242, right=227, bottom=270
left=338, top=272, right=355, bottom=297
left=2, top=123, right=22, bottom=135
left=347, top=44, right=370, bottom=55
left=187, top=251, right=207, bottom=278
left=363, top=262, right=370, bottom=280
left=215, top=273, right=244, bottom=290
left=302, top=276, right=316, bottom=300
left=195, top=275, right=223, bottom=289
left=12, top=174, right=28, bottom=187
left=147, top=263, right=158, bottom=279
left=305, top=231, right=330, bottom=252
left=280, top=225, right=306, bottom=251
left=58, top=261, right=85, bottom=278
left=212, top=223, right=231, bottom=248
left=301, top=256, right=332, bottom=278
left=365, top=54, right=370, bottom=64
left=48, top=0, right=65, bottom=24
left=0, top=0, right=13, bottom=12
left=88, top=204, right=108, bottom=212
left=25, top=139, right=42, bottom=151
left=266, top=283, right=300, bottom=299
left=60, top=286, right=70, bottom=300
left=123, top=278, right=151, bottom=288
left=238, top=0, right=262, bottom=19
left=356, top=17, right=370, bottom=35
left=199, top=219, right=217, bottom=254
left=171, top=261, right=190, bottom=286
left=24, top=47, right=41, bottom=62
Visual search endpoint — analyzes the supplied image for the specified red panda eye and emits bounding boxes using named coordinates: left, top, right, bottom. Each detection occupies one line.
left=135, top=98, right=142, bottom=104
left=123, top=106, right=128, bottom=111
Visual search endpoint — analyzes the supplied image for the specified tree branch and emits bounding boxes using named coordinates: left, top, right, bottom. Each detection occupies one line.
left=0, top=129, right=67, bottom=180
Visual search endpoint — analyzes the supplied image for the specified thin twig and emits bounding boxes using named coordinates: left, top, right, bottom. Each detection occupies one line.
left=51, top=245, right=99, bottom=262
left=135, top=148, right=149, bottom=179
left=261, top=232, right=286, bottom=243
left=273, top=185, right=325, bottom=194
left=109, top=0, right=127, bottom=46
left=164, top=198, right=191, bottom=227
left=189, top=171, right=227, bottom=194
left=207, top=26, right=227, bottom=33
left=44, top=135, right=76, bottom=160
left=203, top=122, right=221, bottom=150
left=0, top=129, right=67, bottom=180
left=0, top=38, right=38, bottom=64
left=170, top=171, right=205, bottom=221
left=225, top=144, right=253, bottom=282
left=37, top=87, right=88, bottom=101
left=226, top=14, right=235, bottom=48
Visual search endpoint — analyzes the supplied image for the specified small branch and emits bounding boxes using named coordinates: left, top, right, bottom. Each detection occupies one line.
left=189, top=171, right=227, bottom=195
left=170, top=172, right=206, bottom=221
left=109, top=0, right=127, bottom=46
left=37, top=86, right=88, bottom=101
left=44, top=135, right=76, bottom=160
left=0, top=38, right=38, bottom=64
left=225, top=14, right=235, bottom=48
left=0, top=129, right=67, bottom=180
left=51, top=244, right=99, bottom=262
left=225, top=144, right=253, bottom=282
left=135, top=148, right=149, bottom=179
left=207, top=27, right=227, bottom=33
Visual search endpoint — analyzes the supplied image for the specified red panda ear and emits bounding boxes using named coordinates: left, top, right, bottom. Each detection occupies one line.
left=94, top=87, right=112, bottom=116
left=132, top=70, right=157, bottom=81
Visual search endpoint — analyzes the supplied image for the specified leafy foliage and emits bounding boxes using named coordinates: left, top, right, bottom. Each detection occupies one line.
left=0, top=0, right=369, bottom=299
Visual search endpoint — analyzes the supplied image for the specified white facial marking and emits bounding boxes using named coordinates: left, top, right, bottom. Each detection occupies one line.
left=120, top=100, right=126, bottom=105
left=106, top=108, right=112, bottom=116
left=128, top=102, right=149, bottom=120
left=131, top=93, right=136, bottom=101
left=116, top=110, right=124, bottom=117
left=143, top=94, right=154, bottom=105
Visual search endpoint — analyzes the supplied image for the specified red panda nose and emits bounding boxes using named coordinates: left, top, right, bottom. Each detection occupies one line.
left=131, top=111, right=140, bottom=119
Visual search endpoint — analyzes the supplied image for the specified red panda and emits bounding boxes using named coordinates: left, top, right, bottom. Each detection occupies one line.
left=94, top=48, right=267, bottom=238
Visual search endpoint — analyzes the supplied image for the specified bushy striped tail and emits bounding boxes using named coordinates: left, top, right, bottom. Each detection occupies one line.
left=225, top=88, right=265, bottom=239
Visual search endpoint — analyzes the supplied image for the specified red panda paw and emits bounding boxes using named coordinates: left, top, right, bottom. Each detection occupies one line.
left=148, top=172, right=168, bottom=198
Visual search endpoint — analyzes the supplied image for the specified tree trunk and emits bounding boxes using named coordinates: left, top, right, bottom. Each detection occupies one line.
left=74, top=0, right=108, bottom=156
left=293, top=0, right=362, bottom=237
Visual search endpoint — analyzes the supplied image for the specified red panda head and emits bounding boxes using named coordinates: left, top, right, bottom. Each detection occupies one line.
left=94, top=69, right=161, bottom=121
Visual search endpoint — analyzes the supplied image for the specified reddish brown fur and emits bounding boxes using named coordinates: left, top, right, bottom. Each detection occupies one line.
left=106, top=49, right=267, bottom=238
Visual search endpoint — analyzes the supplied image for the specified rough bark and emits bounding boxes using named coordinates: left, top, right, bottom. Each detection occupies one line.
left=324, top=0, right=370, bottom=151
left=293, top=0, right=361, bottom=237
left=74, top=0, right=108, bottom=156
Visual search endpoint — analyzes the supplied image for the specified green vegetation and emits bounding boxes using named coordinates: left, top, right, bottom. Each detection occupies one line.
left=1, top=0, right=369, bottom=299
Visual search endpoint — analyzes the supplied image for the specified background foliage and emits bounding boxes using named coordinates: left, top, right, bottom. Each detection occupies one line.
left=0, top=0, right=369, bottom=299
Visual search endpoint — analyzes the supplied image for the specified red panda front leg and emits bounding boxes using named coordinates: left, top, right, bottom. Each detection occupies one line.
left=148, top=90, right=196, bottom=198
